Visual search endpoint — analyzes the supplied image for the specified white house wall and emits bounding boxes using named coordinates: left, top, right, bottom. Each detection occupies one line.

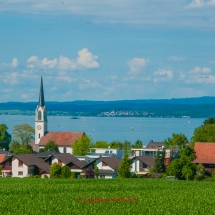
left=12, top=158, right=28, bottom=178
left=58, top=147, right=73, bottom=154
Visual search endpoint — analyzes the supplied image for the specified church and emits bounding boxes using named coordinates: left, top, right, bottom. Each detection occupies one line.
left=29, top=76, right=85, bottom=153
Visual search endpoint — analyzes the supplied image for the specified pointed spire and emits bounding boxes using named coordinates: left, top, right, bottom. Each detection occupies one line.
left=39, top=76, right=45, bottom=106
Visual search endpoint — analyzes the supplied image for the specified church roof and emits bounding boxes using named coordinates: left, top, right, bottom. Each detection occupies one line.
left=38, top=76, right=45, bottom=107
left=39, top=132, right=86, bottom=146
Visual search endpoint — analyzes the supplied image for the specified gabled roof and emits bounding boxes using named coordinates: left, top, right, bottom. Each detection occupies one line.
left=39, top=132, right=85, bottom=146
left=0, top=154, right=6, bottom=163
left=0, top=149, right=13, bottom=156
left=1, top=154, right=50, bottom=173
left=146, top=141, right=163, bottom=149
left=98, top=157, right=121, bottom=170
left=193, top=142, right=215, bottom=164
left=132, top=156, right=155, bottom=167
left=44, top=153, right=87, bottom=169
left=36, top=151, right=60, bottom=159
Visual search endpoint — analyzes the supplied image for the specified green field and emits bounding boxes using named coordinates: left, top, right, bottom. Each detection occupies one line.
left=0, top=178, right=214, bottom=215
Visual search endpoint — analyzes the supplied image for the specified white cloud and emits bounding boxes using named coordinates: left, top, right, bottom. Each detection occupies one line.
left=79, top=80, right=102, bottom=90
left=127, top=58, right=149, bottom=75
left=21, top=94, right=29, bottom=99
left=154, top=69, right=173, bottom=82
left=2, top=72, right=19, bottom=85
left=26, top=49, right=99, bottom=71
left=187, top=0, right=215, bottom=8
left=76, top=48, right=99, bottom=69
left=42, top=58, right=58, bottom=68
left=186, top=75, right=215, bottom=83
left=168, top=56, right=185, bottom=61
left=1, top=58, right=19, bottom=67
left=189, top=66, right=211, bottom=74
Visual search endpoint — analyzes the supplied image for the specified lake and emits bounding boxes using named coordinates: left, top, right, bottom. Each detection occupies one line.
left=0, top=115, right=205, bottom=145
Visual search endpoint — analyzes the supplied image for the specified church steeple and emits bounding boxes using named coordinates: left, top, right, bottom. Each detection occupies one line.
left=35, top=76, right=48, bottom=145
left=39, top=76, right=45, bottom=107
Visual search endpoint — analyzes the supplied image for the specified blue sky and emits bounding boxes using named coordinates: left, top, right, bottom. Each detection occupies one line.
left=0, top=0, right=215, bottom=102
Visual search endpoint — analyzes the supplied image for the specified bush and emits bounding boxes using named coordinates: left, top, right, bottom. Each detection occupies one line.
left=71, top=172, right=77, bottom=179
left=61, top=166, right=71, bottom=178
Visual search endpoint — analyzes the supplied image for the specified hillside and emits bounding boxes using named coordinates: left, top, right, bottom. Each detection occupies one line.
left=0, top=96, right=215, bottom=118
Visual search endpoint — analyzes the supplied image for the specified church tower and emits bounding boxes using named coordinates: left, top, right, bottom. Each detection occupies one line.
left=35, top=76, right=47, bottom=145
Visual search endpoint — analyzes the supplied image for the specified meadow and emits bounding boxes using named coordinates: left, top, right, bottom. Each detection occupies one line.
left=0, top=178, right=214, bottom=215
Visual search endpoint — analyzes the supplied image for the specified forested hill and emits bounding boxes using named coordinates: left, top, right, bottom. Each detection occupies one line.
left=1, top=96, right=215, bottom=118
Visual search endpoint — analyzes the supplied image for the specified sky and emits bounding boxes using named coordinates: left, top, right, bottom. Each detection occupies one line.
left=0, top=0, right=215, bottom=102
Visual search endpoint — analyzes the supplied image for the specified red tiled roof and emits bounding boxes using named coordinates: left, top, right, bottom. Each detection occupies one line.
left=39, top=132, right=85, bottom=146
left=0, top=154, right=6, bottom=163
left=193, top=142, right=215, bottom=164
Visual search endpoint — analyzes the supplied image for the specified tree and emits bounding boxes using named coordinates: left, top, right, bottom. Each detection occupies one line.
left=166, top=146, right=196, bottom=180
left=50, top=163, right=62, bottom=178
left=9, top=140, right=20, bottom=152
left=12, top=123, right=34, bottom=146
left=122, top=140, right=132, bottom=154
left=0, top=124, right=11, bottom=150
left=152, top=149, right=166, bottom=173
left=94, top=162, right=99, bottom=178
left=108, top=141, right=123, bottom=149
left=91, top=141, right=108, bottom=148
left=132, top=140, right=143, bottom=148
left=61, top=166, right=71, bottom=178
left=117, top=153, right=131, bottom=178
left=203, top=117, right=215, bottom=126
left=44, top=140, right=59, bottom=152
left=72, top=135, right=92, bottom=156
left=191, top=124, right=215, bottom=147
left=13, top=146, right=32, bottom=154
left=164, top=133, right=188, bottom=149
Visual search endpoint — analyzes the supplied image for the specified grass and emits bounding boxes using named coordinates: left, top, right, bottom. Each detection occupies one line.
left=0, top=178, right=215, bottom=215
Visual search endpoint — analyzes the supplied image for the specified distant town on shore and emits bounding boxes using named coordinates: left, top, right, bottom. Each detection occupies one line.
left=1, top=96, right=215, bottom=118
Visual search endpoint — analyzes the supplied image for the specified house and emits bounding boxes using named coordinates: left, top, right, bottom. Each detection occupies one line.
left=44, top=153, right=87, bottom=178
left=193, top=142, right=215, bottom=174
left=84, top=156, right=121, bottom=179
left=0, top=149, right=13, bottom=157
left=132, top=140, right=178, bottom=159
left=36, top=151, right=60, bottom=160
left=87, top=148, right=124, bottom=159
left=29, top=76, right=86, bottom=153
left=130, top=156, right=155, bottom=175
left=0, top=154, right=6, bottom=163
left=0, top=154, right=50, bottom=178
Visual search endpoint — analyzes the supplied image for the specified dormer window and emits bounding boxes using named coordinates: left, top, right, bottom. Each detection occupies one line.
left=18, top=160, right=23, bottom=167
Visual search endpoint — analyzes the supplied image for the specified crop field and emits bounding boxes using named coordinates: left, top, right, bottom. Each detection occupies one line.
left=0, top=178, right=215, bottom=215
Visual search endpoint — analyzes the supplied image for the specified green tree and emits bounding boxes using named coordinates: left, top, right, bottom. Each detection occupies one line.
left=152, top=149, right=166, bottom=173
left=108, top=141, right=123, bottom=149
left=61, top=166, right=71, bottom=178
left=92, top=141, right=108, bottom=148
left=191, top=124, right=215, bottom=147
left=122, top=140, right=132, bottom=154
left=0, top=124, right=11, bottom=150
left=132, top=140, right=143, bottom=148
left=94, top=162, right=99, bottom=178
left=13, top=146, right=32, bottom=154
left=44, top=140, right=59, bottom=152
left=12, top=123, right=34, bottom=146
left=164, top=133, right=188, bottom=149
left=72, top=135, right=92, bottom=156
left=50, top=163, right=62, bottom=178
left=166, top=146, right=196, bottom=180
left=203, top=117, right=215, bottom=126
left=182, top=163, right=196, bottom=180
left=9, top=140, right=20, bottom=152
left=117, top=153, right=131, bottom=178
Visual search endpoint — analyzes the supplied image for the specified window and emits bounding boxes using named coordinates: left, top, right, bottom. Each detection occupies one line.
left=105, top=150, right=109, bottom=153
left=39, top=133, right=40, bottom=138
left=63, top=147, right=67, bottom=153
left=18, top=171, right=23, bottom=176
left=58, top=160, right=62, bottom=166
left=110, top=151, right=113, bottom=154
left=38, top=111, right=41, bottom=120
left=18, top=160, right=23, bottom=167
